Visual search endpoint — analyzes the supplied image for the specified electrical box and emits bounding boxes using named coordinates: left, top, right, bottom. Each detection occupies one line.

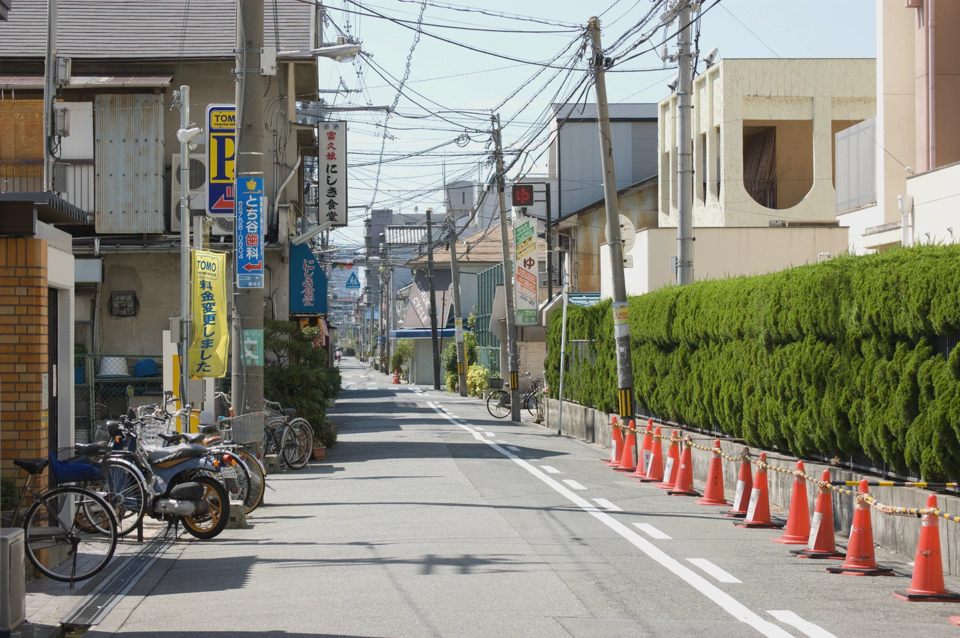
left=0, top=528, right=26, bottom=633
left=56, top=56, right=72, bottom=87
left=260, top=45, right=277, bottom=76
left=54, top=105, right=70, bottom=137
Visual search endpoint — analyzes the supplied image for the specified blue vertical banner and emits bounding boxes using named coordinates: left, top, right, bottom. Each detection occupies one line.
left=289, top=243, right=328, bottom=315
left=236, top=177, right=264, bottom=289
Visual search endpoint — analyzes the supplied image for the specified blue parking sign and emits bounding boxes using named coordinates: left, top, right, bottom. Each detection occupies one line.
left=236, top=177, right=264, bottom=289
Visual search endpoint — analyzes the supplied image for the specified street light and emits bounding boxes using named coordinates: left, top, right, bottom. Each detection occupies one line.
left=291, top=219, right=333, bottom=246
left=279, top=43, right=362, bottom=62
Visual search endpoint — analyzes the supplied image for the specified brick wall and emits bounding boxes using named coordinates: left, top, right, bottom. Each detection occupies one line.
left=0, top=237, right=49, bottom=485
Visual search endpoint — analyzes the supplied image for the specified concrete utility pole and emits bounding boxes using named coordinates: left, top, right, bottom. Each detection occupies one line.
left=42, top=0, right=57, bottom=192
left=587, top=17, right=634, bottom=423
left=447, top=215, right=468, bottom=397
left=383, top=240, right=391, bottom=373
left=676, top=2, right=694, bottom=285
left=179, top=85, right=192, bottom=402
left=492, top=114, right=521, bottom=422
left=426, top=207, right=441, bottom=390
left=231, top=0, right=266, bottom=414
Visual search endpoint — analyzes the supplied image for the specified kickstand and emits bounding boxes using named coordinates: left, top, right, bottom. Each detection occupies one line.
left=163, top=519, right=181, bottom=541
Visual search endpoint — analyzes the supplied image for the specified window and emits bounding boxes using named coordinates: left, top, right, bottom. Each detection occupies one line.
left=109, top=291, right=138, bottom=317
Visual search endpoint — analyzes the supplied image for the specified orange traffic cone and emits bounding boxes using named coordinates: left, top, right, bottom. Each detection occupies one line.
left=657, top=431, right=681, bottom=489
left=894, top=494, right=960, bottom=601
left=667, top=437, right=700, bottom=497
left=735, top=453, right=783, bottom=529
left=630, top=422, right=654, bottom=478
left=792, top=470, right=844, bottom=559
left=695, top=440, right=729, bottom=506
left=639, top=427, right=665, bottom=483
left=826, top=480, right=893, bottom=576
left=724, top=447, right=753, bottom=518
left=615, top=421, right=638, bottom=472
left=604, top=417, right=623, bottom=465
left=772, top=461, right=811, bottom=544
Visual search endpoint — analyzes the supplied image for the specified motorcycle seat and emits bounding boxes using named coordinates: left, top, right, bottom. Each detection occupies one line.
left=74, top=442, right=106, bottom=456
left=147, top=444, right=207, bottom=467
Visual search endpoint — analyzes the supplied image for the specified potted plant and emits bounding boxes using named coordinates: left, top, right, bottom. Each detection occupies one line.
left=312, top=417, right=338, bottom=461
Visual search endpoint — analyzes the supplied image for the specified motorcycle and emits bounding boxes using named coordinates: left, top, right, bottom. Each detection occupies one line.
left=107, top=415, right=231, bottom=539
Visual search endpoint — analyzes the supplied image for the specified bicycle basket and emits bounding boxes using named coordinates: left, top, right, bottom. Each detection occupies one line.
left=218, top=412, right=265, bottom=445
left=487, top=377, right=504, bottom=390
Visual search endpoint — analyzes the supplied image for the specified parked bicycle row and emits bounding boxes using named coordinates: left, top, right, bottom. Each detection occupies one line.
left=1, top=390, right=315, bottom=586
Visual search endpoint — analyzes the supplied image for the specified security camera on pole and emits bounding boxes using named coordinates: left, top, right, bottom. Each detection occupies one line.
left=587, top=17, right=635, bottom=424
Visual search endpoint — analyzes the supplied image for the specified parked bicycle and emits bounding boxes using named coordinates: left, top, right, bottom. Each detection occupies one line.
left=2, top=455, right=118, bottom=584
left=485, top=373, right=545, bottom=420
left=263, top=400, right=313, bottom=470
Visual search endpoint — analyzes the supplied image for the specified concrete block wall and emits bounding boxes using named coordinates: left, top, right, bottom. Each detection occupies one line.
left=546, top=398, right=960, bottom=576
left=0, top=238, right=49, bottom=485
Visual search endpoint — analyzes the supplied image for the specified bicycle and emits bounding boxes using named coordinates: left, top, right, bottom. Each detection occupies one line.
left=486, top=377, right=511, bottom=419
left=2, top=455, right=118, bottom=584
left=264, top=400, right=313, bottom=470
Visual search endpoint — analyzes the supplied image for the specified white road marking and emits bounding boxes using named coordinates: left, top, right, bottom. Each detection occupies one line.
left=687, top=558, right=741, bottom=583
left=475, top=427, right=485, bottom=431
left=485, top=432, right=496, bottom=438
left=540, top=465, right=561, bottom=474
left=592, top=498, right=622, bottom=512
left=506, top=445, right=521, bottom=452
left=633, top=523, right=671, bottom=540
left=767, top=611, right=837, bottom=638
left=563, top=479, right=587, bottom=490
left=424, top=402, right=793, bottom=638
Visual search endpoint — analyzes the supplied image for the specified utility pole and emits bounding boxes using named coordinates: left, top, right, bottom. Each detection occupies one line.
left=383, top=240, right=391, bottom=374
left=426, top=207, right=441, bottom=390
left=676, top=2, right=694, bottom=285
left=231, top=0, right=266, bottom=414
left=179, top=85, right=192, bottom=403
left=493, top=114, right=521, bottom=422
left=587, top=17, right=634, bottom=423
left=42, top=0, right=57, bottom=192
left=447, top=216, right=468, bottom=396
left=546, top=183, right=554, bottom=301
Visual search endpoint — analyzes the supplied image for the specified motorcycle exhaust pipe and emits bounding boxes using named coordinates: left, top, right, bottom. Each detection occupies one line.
left=153, top=498, right=199, bottom=517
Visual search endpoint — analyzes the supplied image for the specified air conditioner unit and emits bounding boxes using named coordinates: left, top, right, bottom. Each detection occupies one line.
left=0, top=528, right=26, bottom=634
left=171, top=153, right=208, bottom=233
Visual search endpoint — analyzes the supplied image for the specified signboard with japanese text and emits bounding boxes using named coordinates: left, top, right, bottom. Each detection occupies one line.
left=236, top=177, right=264, bottom=288
left=513, top=216, right=539, bottom=325
left=320, top=121, right=347, bottom=227
left=188, top=250, right=229, bottom=377
left=242, top=329, right=264, bottom=367
left=289, top=243, right=329, bottom=316
left=206, top=104, right=236, bottom=217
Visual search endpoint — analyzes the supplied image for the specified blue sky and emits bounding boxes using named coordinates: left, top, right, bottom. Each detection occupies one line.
left=324, top=0, right=876, bottom=247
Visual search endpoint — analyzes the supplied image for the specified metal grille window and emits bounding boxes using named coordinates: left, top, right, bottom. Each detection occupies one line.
left=109, top=291, right=138, bottom=317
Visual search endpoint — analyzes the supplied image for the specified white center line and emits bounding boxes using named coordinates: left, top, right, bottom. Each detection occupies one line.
left=424, top=402, right=792, bottom=638
left=687, top=558, right=741, bottom=584
left=767, top=611, right=837, bottom=638
left=633, top=523, right=671, bottom=540
left=540, top=465, right=561, bottom=474
left=506, top=445, right=521, bottom=452
left=592, top=498, right=622, bottom=512
left=563, top=479, right=587, bottom=490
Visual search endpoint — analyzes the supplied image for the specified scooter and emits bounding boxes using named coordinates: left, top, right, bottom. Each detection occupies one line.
left=107, top=416, right=231, bottom=539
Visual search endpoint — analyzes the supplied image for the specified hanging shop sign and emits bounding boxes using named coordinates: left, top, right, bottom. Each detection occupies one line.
left=321, top=121, right=348, bottom=227
left=236, top=177, right=264, bottom=289
left=206, top=104, right=236, bottom=216
left=189, top=250, right=229, bottom=378
left=290, top=243, right=328, bottom=316
left=513, top=216, right=539, bottom=326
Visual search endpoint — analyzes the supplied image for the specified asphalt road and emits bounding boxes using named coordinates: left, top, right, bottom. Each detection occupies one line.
left=85, top=357, right=960, bottom=637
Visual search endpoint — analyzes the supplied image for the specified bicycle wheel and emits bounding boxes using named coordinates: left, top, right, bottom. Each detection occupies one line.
left=486, top=390, right=511, bottom=419
left=180, top=476, right=229, bottom=540
left=237, top=449, right=265, bottom=514
left=282, top=419, right=313, bottom=470
left=91, top=459, right=147, bottom=537
left=23, top=486, right=118, bottom=583
left=525, top=392, right=540, bottom=418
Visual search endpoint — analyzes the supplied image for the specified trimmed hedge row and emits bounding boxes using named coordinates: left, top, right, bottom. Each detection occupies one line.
left=545, top=245, right=960, bottom=479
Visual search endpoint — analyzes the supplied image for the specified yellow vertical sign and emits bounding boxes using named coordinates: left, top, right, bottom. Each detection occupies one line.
left=189, top=250, right=229, bottom=378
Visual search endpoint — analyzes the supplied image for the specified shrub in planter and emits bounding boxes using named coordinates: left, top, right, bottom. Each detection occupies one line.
left=1, top=474, right=16, bottom=511
left=314, top=417, right=338, bottom=448
left=466, top=364, right=489, bottom=398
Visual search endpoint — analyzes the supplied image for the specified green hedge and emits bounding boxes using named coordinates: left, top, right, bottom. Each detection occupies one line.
left=545, top=245, right=960, bottom=480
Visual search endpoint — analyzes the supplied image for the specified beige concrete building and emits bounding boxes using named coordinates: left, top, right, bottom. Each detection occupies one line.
left=659, top=58, right=876, bottom=229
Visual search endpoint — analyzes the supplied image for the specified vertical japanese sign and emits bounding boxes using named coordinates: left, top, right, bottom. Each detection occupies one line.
left=289, top=243, right=329, bottom=315
left=242, top=329, right=263, bottom=366
left=189, top=250, right=229, bottom=378
left=236, top=177, right=264, bottom=288
left=206, top=104, right=236, bottom=216
left=321, top=121, right=347, bottom=227
left=514, top=216, right=539, bottom=326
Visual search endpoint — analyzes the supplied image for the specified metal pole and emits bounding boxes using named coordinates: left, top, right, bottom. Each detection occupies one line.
left=448, top=217, right=468, bottom=396
left=556, top=281, right=569, bottom=436
left=42, top=0, right=57, bottom=192
left=546, top=182, right=553, bottom=301
left=384, top=242, right=391, bottom=374
left=493, top=114, right=522, bottom=422
left=676, top=2, right=694, bottom=285
left=179, top=85, right=192, bottom=405
left=587, top=17, right=634, bottom=423
left=426, top=207, right=441, bottom=390
left=231, top=0, right=265, bottom=413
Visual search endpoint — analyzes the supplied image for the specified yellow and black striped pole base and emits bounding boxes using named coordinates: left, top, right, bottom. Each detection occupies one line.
left=510, top=371, right=519, bottom=389
left=617, top=388, right=633, bottom=419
